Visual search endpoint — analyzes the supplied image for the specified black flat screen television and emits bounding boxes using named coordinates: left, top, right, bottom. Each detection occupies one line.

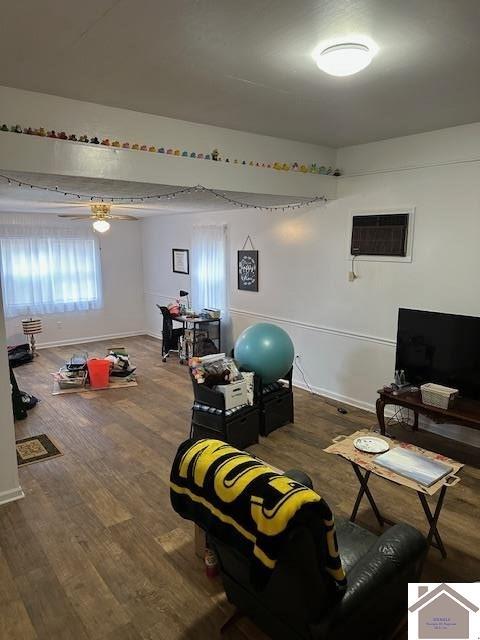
left=395, top=308, right=480, bottom=400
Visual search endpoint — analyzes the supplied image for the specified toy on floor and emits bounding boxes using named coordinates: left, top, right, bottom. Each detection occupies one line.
left=105, top=349, right=136, bottom=377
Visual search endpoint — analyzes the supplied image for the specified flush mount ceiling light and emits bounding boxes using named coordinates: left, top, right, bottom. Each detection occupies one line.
left=313, top=42, right=376, bottom=77
left=92, top=219, right=111, bottom=233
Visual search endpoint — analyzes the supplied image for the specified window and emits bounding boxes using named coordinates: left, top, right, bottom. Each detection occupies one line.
left=0, top=225, right=103, bottom=318
left=191, top=225, right=227, bottom=313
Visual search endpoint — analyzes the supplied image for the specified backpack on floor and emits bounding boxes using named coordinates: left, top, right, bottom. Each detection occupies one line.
left=20, top=391, right=39, bottom=410
left=8, top=343, right=33, bottom=368
left=10, top=364, right=27, bottom=420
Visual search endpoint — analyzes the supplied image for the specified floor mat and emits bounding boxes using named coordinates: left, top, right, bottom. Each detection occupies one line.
left=16, top=434, right=63, bottom=467
left=52, top=378, right=138, bottom=395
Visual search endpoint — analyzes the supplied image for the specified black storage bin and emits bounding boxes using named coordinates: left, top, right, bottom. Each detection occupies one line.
left=192, top=403, right=253, bottom=429
left=190, top=372, right=259, bottom=448
left=192, top=408, right=260, bottom=450
left=259, top=368, right=294, bottom=436
left=261, top=390, right=294, bottom=436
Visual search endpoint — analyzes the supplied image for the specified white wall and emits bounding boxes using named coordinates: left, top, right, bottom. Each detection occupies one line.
left=0, top=86, right=334, bottom=167
left=0, top=86, right=337, bottom=199
left=0, top=287, right=23, bottom=505
left=2, top=215, right=146, bottom=347
left=2, top=84, right=480, bottom=411
left=142, top=122, right=480, bottom=411
left=0, top=85, right=336, bottom=509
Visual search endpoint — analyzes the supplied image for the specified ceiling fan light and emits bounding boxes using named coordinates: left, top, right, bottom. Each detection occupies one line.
left=313, top=42, right=374, bottom=77
left=93, top=219, right=110, bottom=233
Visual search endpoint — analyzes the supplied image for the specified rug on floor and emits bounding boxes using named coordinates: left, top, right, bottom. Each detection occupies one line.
left=16, top=434, right=63, bottom=467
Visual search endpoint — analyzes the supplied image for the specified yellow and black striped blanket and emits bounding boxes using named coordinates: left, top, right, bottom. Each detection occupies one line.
left=170, top=438, right=346, bottom=590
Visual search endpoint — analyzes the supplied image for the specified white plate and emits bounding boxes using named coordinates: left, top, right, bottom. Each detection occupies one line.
left=354, top=436, right=390, bottom=454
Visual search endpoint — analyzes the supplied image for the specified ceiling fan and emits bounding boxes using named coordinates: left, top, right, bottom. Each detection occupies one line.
left=58, top=204, right=138, bottom=232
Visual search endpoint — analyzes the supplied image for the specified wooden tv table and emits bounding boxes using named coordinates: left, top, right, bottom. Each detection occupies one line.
left=324, top=429, right=463, bottom=558
left=376, top=387, right=480, bottom=436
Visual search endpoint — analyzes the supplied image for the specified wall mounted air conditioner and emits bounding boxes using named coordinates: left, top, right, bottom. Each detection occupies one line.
left=351, top=213, right=409, bottom=257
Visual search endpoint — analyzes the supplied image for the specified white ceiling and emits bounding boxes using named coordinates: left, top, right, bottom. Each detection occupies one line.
left=1, top=1, right=480, bottom=147
left=0, top=172, right=311, bottom=215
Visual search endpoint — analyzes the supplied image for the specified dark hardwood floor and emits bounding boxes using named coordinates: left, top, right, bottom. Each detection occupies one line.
left=1, top=335, right=479, bottom=639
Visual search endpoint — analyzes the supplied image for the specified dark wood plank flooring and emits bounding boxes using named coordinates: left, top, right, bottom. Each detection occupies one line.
left=1, top=335, right=479, bottom=639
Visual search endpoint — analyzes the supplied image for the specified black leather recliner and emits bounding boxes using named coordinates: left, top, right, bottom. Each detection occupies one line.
left=208, top=469, right=427, bottom=640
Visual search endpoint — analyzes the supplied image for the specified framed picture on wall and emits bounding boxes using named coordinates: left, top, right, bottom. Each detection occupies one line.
left=172, top=249, right=189, bottom=274
left=238, top=250, right=259, bottom=291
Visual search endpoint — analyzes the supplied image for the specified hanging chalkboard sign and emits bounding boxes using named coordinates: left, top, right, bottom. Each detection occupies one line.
left=238, top=249, right=259, bottom=291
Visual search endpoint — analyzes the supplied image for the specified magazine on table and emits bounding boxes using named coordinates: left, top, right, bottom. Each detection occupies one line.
left=374, top=447, right=453, bottom=487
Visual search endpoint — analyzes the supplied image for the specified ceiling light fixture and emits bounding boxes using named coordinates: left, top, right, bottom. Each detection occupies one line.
left=92, top=219, right=110, bottom=233
left=312, top=42, right=376, bottom=77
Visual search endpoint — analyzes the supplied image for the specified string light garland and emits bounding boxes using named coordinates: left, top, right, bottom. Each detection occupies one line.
left=0, top=174, right=328, bottom=212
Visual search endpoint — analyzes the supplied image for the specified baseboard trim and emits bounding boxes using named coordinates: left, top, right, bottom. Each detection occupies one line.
left=0, top=486, right=25, bottom=507
left=146, top=327, right=381, bottom=416
left=293, top=379, right=399, bottom=422
left=147, top=331, right=163, bottom=341
left=293, top=378, right=377, bottom=413
left=143, top=292, right=392, bottom=410
left=37, top=330, right=148, bottom=350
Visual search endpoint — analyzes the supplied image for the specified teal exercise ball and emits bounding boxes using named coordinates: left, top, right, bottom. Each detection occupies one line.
left=235, top=323, right=294, bottom=384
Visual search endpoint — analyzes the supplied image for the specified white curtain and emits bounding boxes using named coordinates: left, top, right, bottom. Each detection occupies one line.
left=0, top=218, right=103, bottom=318
left=191, top=224, right=228, bottom=314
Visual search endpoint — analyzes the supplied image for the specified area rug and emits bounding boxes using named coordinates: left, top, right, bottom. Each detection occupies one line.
left=16, top=434, right=63, bottom=467
left=52, top=378, right=138, bottom=396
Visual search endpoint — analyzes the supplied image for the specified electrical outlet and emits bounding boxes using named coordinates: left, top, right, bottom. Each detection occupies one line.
left=57, top=321, right=62, bottom=329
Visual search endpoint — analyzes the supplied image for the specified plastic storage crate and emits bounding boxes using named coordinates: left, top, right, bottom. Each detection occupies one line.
left=55, top=367, right=87, bottom=389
